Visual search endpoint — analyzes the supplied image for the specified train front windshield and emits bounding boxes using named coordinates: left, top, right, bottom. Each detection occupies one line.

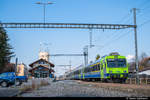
left=107, top=59, right=126, bottom=67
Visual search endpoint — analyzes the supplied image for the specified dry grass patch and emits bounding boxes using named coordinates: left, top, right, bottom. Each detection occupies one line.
left=20, top=79, right=50, bottom=93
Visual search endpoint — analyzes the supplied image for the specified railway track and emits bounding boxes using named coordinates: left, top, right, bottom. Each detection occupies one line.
left=75, top=80, right=150, bottom=97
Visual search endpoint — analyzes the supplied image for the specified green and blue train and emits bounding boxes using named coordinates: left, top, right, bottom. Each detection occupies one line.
left=66, top=53, right=129, bottom=83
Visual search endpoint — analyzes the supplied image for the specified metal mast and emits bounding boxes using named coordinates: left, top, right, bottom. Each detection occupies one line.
left=133, top=8, right=139, bottom=84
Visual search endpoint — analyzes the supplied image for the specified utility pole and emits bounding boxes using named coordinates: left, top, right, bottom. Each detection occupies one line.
left=83, top=46, right=88, bottom=66
left=36, top=1, right=53, bottom=23
left=89, top=29, right=92, bottom=48
left=15, top=58, right=18, bottom=87
left=133, top=8, right=139, bottom=84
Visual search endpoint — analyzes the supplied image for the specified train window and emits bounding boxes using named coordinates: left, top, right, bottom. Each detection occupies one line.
left=97, top=64, right=99, bottom=70
left=88, top=67, right=90, bottom=72
left=95, top=65, right=97, bottom=71
left=87, top=68, right=89, bottom=72
left=98, top=64, right=100, bottom=70
left=93, top=66, right=95, bottom=71
left=84, top=68, right=86, bottom=73
left=85, top=67, right=88, bottom=73
left=86, top=68, right=88, bottom=73
left=86, top=68, right=88, bottom=72
left=90, top=67, right=92, bottom=71
left=91, top=66, right=93, bottom=71
left=93, top=66, right=94, bottom=71
left=92, top=66, right=94, bottom=71
left=89, top=67, right=91, bottom=72
left=96, top=65, right=98, bottom=71
left=96, top=64, right=98, bottom=70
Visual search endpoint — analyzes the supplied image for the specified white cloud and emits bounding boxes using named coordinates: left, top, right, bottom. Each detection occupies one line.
left=126, top=55, right=135, bottom=62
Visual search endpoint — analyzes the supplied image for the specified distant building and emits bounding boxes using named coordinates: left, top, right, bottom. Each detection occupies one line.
left=29, top=58, right=54, bottom=78
left=16, top=63, right=28, bottom=76
left=0, top=63, right=15, bottom=73
left=139, top=67, right=150, bottom=75
left=128, top=62, right=136, bottom=74
left=29, top=51, right=55, bottom=78
left=129, top=57, right=150, bottom=71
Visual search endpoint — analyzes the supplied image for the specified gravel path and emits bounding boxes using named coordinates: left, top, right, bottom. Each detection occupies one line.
left=0, top=88, right=20, bottom=97
left=19, top=80, right=146, bottom=97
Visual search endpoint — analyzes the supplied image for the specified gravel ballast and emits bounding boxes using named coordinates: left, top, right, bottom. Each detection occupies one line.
left=19, top=80, right=149, bottom=97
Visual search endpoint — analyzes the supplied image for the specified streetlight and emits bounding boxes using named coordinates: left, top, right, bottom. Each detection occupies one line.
left=36, top=1, right=53, bottom=23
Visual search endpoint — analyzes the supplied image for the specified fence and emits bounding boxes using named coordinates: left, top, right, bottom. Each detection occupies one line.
left=126, top=78, right=150, bottom=85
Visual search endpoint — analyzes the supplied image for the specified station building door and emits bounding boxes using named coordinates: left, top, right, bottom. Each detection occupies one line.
left=34, top=67, right=49, bottom=78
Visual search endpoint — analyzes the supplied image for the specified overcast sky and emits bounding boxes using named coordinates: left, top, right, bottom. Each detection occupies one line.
left=0, top=0, right=150, bottom=76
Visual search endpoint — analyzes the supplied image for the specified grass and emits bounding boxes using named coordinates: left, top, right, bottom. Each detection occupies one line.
left=19, top=79, right=50, bottom=94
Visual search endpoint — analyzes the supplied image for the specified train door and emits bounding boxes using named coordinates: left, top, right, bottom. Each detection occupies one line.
left=97, top=63, right=101, bottom=79
left=100, top=61, right=104, bottom=79
left=103, top=62, right=107, bottom=78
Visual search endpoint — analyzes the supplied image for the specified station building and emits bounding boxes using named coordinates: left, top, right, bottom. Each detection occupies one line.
left=29, top=51, right=55, bottom=78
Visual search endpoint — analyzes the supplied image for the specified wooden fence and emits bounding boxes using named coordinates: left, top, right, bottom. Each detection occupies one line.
left=126, top=78, right=150, bottom=85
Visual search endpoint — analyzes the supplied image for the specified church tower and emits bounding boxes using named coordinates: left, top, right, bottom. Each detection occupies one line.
left=39, top=42, right=50, bottom=61
left=39, top=51, right=50, bottom=61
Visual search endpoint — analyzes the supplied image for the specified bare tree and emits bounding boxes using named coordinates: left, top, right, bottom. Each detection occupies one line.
left=140, top=52, right=147, bottom=60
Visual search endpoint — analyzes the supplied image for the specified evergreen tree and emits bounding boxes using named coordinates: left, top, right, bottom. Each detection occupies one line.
left=0, top=27, right=14, bottom=72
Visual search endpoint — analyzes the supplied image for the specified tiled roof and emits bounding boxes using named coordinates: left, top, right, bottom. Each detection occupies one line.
left=29, top=58, right=54, bottom=67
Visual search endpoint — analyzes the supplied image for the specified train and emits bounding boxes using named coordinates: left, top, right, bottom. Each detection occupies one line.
left=65, top=52, right=129, bottom=83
